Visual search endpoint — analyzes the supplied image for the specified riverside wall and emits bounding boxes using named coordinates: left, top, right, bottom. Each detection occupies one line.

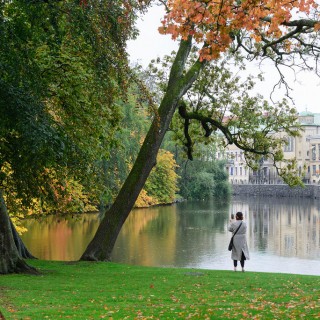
left=231, top=184, right=320, bottom=199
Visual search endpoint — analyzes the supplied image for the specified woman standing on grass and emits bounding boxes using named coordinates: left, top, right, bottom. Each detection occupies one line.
left=228, top=212, right=250, bottom=272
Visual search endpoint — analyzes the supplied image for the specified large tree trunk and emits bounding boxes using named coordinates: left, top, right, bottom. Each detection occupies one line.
left=81, top=38, right=204, bottom=261
left=10, top=219, right=36, bottom=259
left=0, top=189, right=37, bottom=274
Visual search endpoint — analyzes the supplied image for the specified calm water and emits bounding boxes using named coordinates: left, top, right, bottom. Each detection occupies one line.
left=21, top=196, right=320, bottom=276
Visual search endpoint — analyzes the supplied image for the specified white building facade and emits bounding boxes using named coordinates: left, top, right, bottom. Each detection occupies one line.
left=223, top=111, right=320, bottom=185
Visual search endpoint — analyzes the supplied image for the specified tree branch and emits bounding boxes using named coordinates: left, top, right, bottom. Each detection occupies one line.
left=178, top=101, right=271, bottom=160
left=261, top=17, right=319, bottom=28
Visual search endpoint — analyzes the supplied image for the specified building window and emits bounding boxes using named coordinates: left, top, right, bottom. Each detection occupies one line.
left=240, top=167, right=242, bottom=176
left=318, top=144, right=320, bottom=160
left=284, top=136, right=294, bottom=152
left=230, top=167, right=233, bottom=176
left=312, top=145, right=316, bottom=161
left=312, top=165, right=316, bottom=175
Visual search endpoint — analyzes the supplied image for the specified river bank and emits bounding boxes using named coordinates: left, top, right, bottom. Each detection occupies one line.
left=232, top=184, right=320, bottom=199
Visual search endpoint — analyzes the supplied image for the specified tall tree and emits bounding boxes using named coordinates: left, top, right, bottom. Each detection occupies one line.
left=0, top=0, right=141, bottom=274
left=81, top=0, right=320, bottom=261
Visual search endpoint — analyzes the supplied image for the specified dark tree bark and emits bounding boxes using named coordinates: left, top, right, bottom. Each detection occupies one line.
left=0, top=190, right=37, bottom=274
left=80, top=38, right=205, bottom=261
left=9, top=219, right=36, bottom=259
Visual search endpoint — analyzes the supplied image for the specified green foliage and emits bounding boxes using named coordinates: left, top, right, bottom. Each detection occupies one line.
left=0, top=0, right=139, bottom=216
left=1, top=260, right=320, bottom=319
left=185, top=170, right=213, bottom=199
left=212, top=161, right=231, bottom=199
left=0, top=82, right=69, bottom=203
left=97, top=94, right=150, bottom=207
left=163, top=131, right=230, bottom=200
left=178, top=159, right=231, bottom=200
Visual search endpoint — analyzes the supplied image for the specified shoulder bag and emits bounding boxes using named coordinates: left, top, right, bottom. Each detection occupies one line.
left=228, top=222, right=242, bottom=251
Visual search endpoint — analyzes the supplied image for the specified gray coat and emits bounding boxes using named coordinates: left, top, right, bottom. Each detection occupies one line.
left=228, top=220, right=250, bottom=261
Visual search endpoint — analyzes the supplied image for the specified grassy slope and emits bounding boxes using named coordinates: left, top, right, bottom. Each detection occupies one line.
left=0, top=260, right=319, bottom=319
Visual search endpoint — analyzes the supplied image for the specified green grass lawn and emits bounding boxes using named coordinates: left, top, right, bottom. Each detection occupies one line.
left=0, top=260, right=319, bottom=319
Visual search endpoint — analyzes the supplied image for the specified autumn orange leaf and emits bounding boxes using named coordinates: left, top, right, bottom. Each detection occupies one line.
left=159, top=0, right=320, bottom=61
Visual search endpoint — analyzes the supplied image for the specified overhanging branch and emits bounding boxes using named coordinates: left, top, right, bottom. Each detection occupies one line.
left=178, top=101, right=269, bottom=160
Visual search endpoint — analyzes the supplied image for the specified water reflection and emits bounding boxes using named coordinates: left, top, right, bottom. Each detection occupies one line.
left=21, top=196, right=320, bottom=275
left=231, top=196, right=320, bottom=260
left=21, top=214, right=98, bottom=261
left=112, top=201, right=230, bottom=268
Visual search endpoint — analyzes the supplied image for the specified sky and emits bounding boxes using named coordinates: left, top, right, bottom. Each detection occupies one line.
left=127, top=5, right=320, bottom=114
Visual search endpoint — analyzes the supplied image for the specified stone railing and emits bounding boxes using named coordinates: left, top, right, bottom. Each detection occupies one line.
left=231, top=184, right=320, bottom=199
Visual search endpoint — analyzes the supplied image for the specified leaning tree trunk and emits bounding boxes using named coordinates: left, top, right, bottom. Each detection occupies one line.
left=80, top=37, right=205, bottom=261
left=0, top=189, right=36, bottom=274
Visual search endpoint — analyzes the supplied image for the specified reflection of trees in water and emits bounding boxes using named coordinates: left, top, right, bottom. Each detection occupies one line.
left=21, top=214, right=100, bottom=260
left=176, top=198, right=229, bottom=232
left=173, top=198, right=230, bottom=266
left=21, top=197, right=320, bottom=264
left=233, top=196, right=320, bottom=259
left=112, top=206, right=178, bottom=266
left=120, top=207, right=164, bottom=235
left=114, top=198, right=231, bottom=267
left=114, top=200, right=230, bottom=267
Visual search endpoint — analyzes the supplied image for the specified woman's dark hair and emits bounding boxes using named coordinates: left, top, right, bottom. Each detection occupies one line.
left=236, top=212, right=243, bottom=220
